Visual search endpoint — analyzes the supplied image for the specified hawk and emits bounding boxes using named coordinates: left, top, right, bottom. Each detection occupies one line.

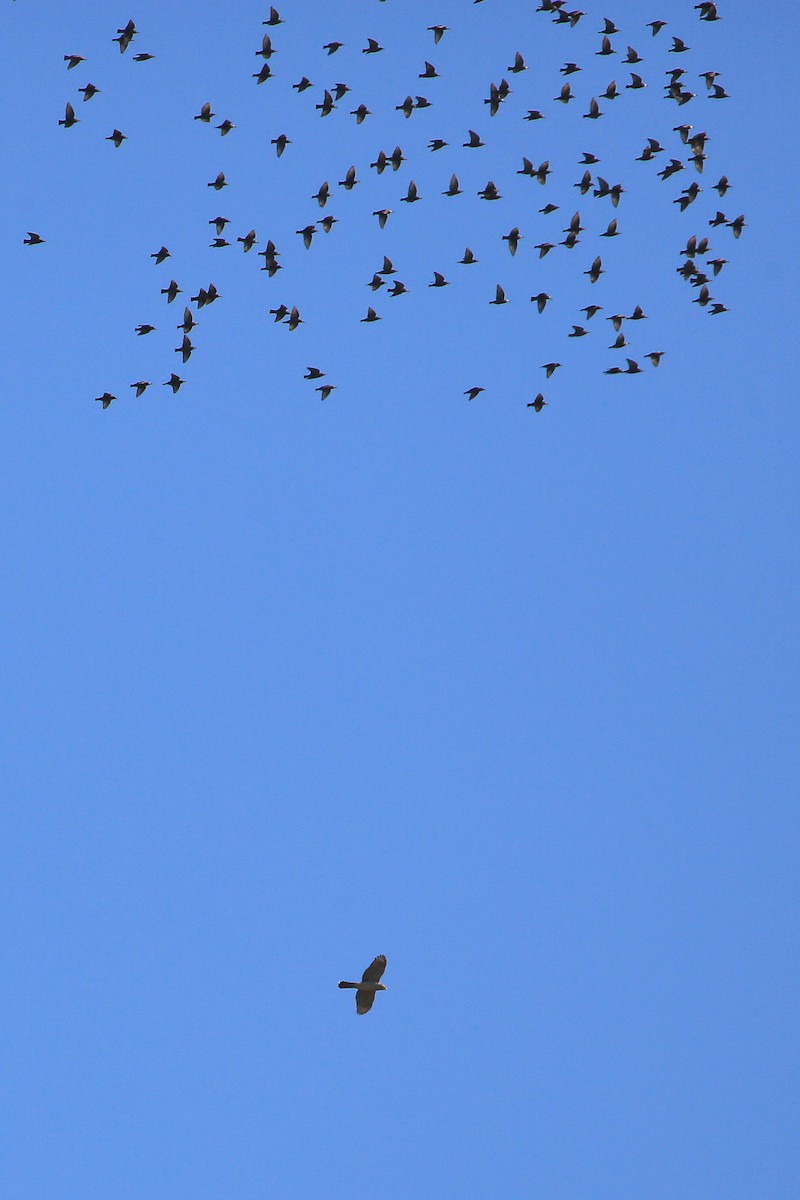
left=339, top=955, right=387, bottom=1014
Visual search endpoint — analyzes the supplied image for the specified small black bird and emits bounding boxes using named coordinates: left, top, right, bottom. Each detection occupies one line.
left=59, top=102, right=78, bottom=128
left=163, top=374, right=184, bottom=393
left=23, top=232, right=45, bottom=246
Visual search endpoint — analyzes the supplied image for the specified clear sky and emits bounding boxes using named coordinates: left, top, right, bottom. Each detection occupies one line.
left=3, top=2, right=799, bottom=1198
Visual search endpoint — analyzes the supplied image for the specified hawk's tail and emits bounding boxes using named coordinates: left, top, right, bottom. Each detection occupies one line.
left=338, top=981, right=358, bottom=989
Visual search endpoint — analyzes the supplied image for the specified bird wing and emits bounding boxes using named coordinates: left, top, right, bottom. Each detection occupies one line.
left=356, top=989, right=376, bottom=1015
left=361, top=954, right=387, bottom=983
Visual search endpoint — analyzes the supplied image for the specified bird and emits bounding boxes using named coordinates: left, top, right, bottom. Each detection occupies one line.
left=534, top=243, right=554, bottom=258
left=270, top=305, right=289, bottom=322
left=293, top=76, right=313, bottom=93
left=208, top=172, right=227, bottom=190
left=464, top=387, right=485, bottom=401
left=64, top=55, right=85, bottom=69
left=569, top=325, right=588, bottom=338
left=316, top=90, right=335, bottom=116
left=132, top=52, right=154, bottom=63
left=555, top=82, right=573, bottom=103
left=164, top=374, right=184, bottom=393
left=647, top=20, right=667, bottom=35
left=130, top=382, right=150, bottom=397
left=379, top=256, right=396, bottom=275
left=509, top=51, right=527, bottom=72
left=373, top=209, right=392, bottom=228
left=600, top=219, right=619, bottom=238
left=581, top=304, right=602, bottom=319
left=535, top=161, right=552, bottom=185
left=113, top=20, right=136, bottom=53
left=490, top=285, right=508, bottom=306
left=351, top=104, right=371, bottom=123
left=601, top=81, right=618, bottom=100
left=312, top=181, right=330, bottom=207
left=420, top=62, right=438, bottom=79
left=524, top=110, right=544, bottom=121
left=338, top=165, right=358, bottom=190
left=178, top=307, right=196, bottom=333
left=584, top=96, right=602, bottom=119
left=106, top=129, right=127, bottom=148
left=256, top=32, right=274, bottom=59
left=238, top=230, right=257, bottom=252
left=400, top=180, right=420, bottom=203
left=23, top=232, right=45, bottom=245
left=160, top=279, right=181, bottom=303
left=209, top=216, right=230, bottom=236
left=368, top=274, right=385, bottom=291
left=361, top=306, right=381, bottom=322
left=478, top=181, right=501, bottom=200
left=217, top=119, right=235, bottom=136
left=443, top=174, right=461, bottom=197
left=645, top=352, right=664, bottom=366
left=596, top=35, right=615, bottom=56
left=575, top=170, right=593, bottom=194
left=630, top=305, right=647, bottom=321
left=429, top=272, right=449, bottom=288
left=78, top=83, right=100, bottom=101
left=297, top=225, right=316, bottom=249
left=135, top=324, right=155, bottom=336
left=195, top=102, right=214, bottom=123
left=305, top=367, right=325, bottom=380
left=271, top=134, right=290, bottom=157
left=253, top=63, right=272, bottom=83
left=428, top=25, right=448, bottom=43
left=429, top=138, right=448, bottom=151
left=387, top=281, right=408, bottom=297
left=59, top=102, right=78, bottom=128
left=460, top=247, right=478, bottom=265
left=322, top=41, right=343, bottom=55
left=627, top=72, right=646, bottom=90
left=320, top=216, right=337, bottom=233
left=609, top=332, right=628, bottom=349
left=363, top=37, right=383, bottom=54
left=624, top=359, right=643, bottom=374
left=463, top=129, right=484, bottom=148
left=95, top=392, right=116, bottom=408
left=264, top=6, right=283, bottom=24
left=585, top=256, right=603, bottom=282
left=388, top=146, right=405, bottom=171
left=151, top=246, right=170, bottom=264
left=528, top=394, right=547, bottom=411
left=728, top=214, right=746, bottom=238
left=503, top=228, right=522, bottom=255
left=287, top=307, right=302, bottom=331
left=670, top=36, right=690, bottom=53
left=542, top=362, right=561, bottom=378
left=316, top=385, right=336, bottom=400
left=396, top=95, right=414, bottom=118
left=531, top=292, right=551, bottom=312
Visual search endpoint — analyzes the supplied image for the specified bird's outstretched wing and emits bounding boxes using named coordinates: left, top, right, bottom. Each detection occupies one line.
left=361, top=954, right=387, bottom=983
left=356, top=989, right=377, bottom=1014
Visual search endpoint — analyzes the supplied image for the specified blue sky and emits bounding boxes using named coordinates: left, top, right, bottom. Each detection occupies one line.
left=3, top=2, right=799, bottom=1197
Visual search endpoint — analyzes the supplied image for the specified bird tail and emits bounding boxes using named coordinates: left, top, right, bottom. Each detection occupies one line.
left=338, top=981, right=358, bottom=989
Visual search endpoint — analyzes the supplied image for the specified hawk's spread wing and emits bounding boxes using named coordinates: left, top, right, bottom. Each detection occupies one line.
left=361, top=954, right=387, bottom=983
left=356, top=989, right=377, bottom=1015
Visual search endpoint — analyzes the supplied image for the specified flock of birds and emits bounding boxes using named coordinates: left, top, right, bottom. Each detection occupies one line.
left=23, top=2, right=744, bottom=410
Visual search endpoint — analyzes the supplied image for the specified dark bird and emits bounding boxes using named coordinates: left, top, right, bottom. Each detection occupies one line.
left=709, top=302, right=728, bottom=315
left=305, top=367, right=325, bottom=380
left=396, top=95, right=414, bottom=118
left=696, top=1, right=720, bottom=20
left=130, top=381, right=150, bottom=397
left=675, top=182, right=701, bottom=210
left=132, top=52, right=154, bottom=63
left=429, top=138, right=448, bottom=150
left=596, top=35, right=615, bottom=56
left=151, top=246, right=170, bottom=264
left=542, top=362, right=561, bottom=378
left=373, top=208, right=392, bottom=228
left=135, top=324, right=155, bottom=336
left=624, top=359, right=643, bottom=374
left=380, top=256, right=396, bottom=275
left=670, top=36, right=690, bottom=52
left=624, top=46, right=642, bottom=64
left=178, top=307, right=196, bottom=333
left=658, top=158, right=684, bottom=181
left=581, top=304, right=602, bottom=319
left=561, top=62, right=581, bottom=75
left=443, top=174, right=461, bottom=197
left=363, top=38, right=383, bottom=54
left=195, top=102, right=214, bottom=122
left=270, top=304, right=289, bottom=322
left=601, top=17, right=620, bottom=34
left=264, top=6, right=283, bottom=25
left=23, top=231, right=45, bottom=245
left=708, top=257, right=727, bottom=275
left=316, top=90, right=335, bottom=116
left=509, top=51, right=527, bottom=72
left=606, top=313, right=625, bottom=331
left=708, top=210, right=728, bottom=227
left=428, top=25, right=448, bottom=43
left=415, top=95, right=432, bottom=110
left=161, top=279, right=181, bottom=303
left=463, top=129, right=485, bottom=148
left=176, top=335, right=195, bottom=363
left=388, top=280, right=408, bottom=297
left=584, top=96, right=602, bottom=119
left=272, top=134, right=290, bottom=157
left=368, top=273, right=385, bottom=291
left=238, top=230, right=257, bottom=252
left=531, top=292, right=551, bottom=312
left=460, top=247, right=478, bottom=265
left=627, top=72, right=646, bottom=89
left=534, top=242, right=554, bottom=258
left=713, top=175, right=730, bottom=196
left=464, top=387, right=484, bottom=401
left=647, top=20, right=667, bottom=35
left=478, top=181, right=501, bottom=200
left=316, top=385, right=336, bottom=400
left=540, top=203, right=559, bottom=214
left=585, top=255, right=603, bottom=282
left=609, top=332, right=628, bottom=349
left=490, top=284, right=508, bottom=305
left=320, top=216, right=337, bottom=233
left=95, top=392, right=116, bottom=408
left=106, top=129, right=127, bottom=148
left=253, top=64, right=272, bottom=84
left=555, top=82, right=573, bottom=103
left=256, top=32, right=274, bottom=59
left=429, top=271, right=449, bottom=288
left=535, top=161, right=552, bottom=184
left=601, top=81, right=618, bottom=100
left=64, top=55, right=85, bottom=69
left=339, top=165, right=358, bottom=190
left=297, top=225, right=316, bottom=249
left=528, top=394, right=547, bottom=411
left=709, top=83, right=729, bottom=99
left=503, top=227, right=522, bottom=255
left=361, top=306, right=381, bottom=322
left=581, top=151, right=600, bottom=165
left=323, top=42, right=343, bottom=55
left=401, top=180, right=420, bottom=203
left=293, top=77, right=313, bottom=92
left=351, top=104, right=371, bottom=123
left=370, top=150, right=388, bottom=174
left=524, top=110, right=544, bottom=121
left=600, top=219, right=619, bottom=237
left=518, top=157, right=535, bottom=177
left=217, top=119, right=235, bottom=136
left=569, top=325, right=588, bottom=338
left=209, top=216, right=230, bottom=235
left=78, top=83, right=100, bottom=101
left=728, top=214, right=746, bottom=238
left=59, top=102, right=78, bottom=128
left=645, top=352, right=664, bottom=366
left=113, top=20, right=136, bottom=53
left=164, top=374, right=184, bottom=393
left=208, top=172, right=227, bottom=190
left=388, top=146, right=405, bottom=170
left=287, top=307, right=303, bottom=331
